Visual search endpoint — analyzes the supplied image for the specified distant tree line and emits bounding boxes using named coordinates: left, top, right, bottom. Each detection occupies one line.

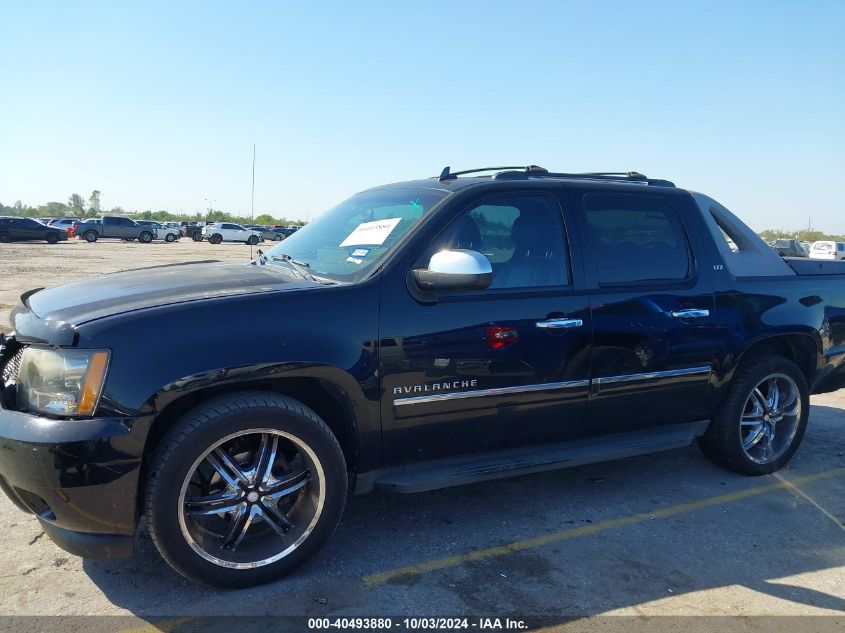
left=758, top=229, right=845, bottom=242
left=0, top=191, right=305, bottom=227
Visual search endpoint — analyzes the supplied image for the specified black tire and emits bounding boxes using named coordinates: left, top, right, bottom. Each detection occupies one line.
left=46, top=232, right=60, bottom=244
left=139, top=231, right=153, bottom=244
left=84, top=231, right=98, bottom=243
left=145, top=391, right=347, bottom=588
left=273, top=234, right=282, bottom=241
left=698, top=355, right=809, bottom=475
left=192, top=233, right=204, bottom=242
left=0, top=232, right=11, bottom=243
left=209, top=234, right=222, bottom=245
left=165, top=233, right=176, bottom=243
left=247, top=235, right=259, bottom=246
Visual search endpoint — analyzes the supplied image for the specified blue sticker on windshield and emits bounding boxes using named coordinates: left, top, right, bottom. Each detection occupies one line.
left=409, top=197, right=422, bottom=211
left=350, top=247, right=370, bottom=258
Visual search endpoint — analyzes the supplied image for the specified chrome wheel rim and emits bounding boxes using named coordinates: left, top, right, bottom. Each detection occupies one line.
left=739, top=373, right=801, bottom=464
left=177, top=428, right=325, bottom=569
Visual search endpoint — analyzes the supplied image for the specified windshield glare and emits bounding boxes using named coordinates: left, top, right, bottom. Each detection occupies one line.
left=264, top=188, right=447, bottom=282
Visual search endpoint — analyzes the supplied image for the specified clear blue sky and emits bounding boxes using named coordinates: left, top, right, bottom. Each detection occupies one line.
left=1, top=0, right=843, bottom=231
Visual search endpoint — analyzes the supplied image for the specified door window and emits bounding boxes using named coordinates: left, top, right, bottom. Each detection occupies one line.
left=584, top=195, right=691, bottom=285
left=425, top=194, right=570, bottom=289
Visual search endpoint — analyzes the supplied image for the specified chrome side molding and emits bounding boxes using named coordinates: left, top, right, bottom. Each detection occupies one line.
left=594, top=365, right=712, bottom=386
left=393, top=366, right=712, bottom=406
left=394, top=380, right=590, bottom=406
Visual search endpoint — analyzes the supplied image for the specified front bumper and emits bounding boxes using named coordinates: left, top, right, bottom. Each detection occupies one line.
left=0, top=406, right=149, bottom=559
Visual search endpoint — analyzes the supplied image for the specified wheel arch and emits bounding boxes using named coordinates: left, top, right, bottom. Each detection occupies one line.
left=728, top=331, right=821, bottom=389
left=137, top=371, right=362, bottom=516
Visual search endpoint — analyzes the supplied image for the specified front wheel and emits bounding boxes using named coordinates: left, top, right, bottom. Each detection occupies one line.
left=46, top=232, right=60, bottom=244
left=165, top=233, right=176, bottom=243
left=0, top=232, right=11, bottom=243
left=698, top=355, right=809, bottom=475
left=247, top=235, right=259, bottom=246
left=273, top=235, right=282, bottom=241
left=145, top=392, right=347, bottom=588
left=139, top=231, right=153, bottom=243
left=192, top=233, right=204, bottom=242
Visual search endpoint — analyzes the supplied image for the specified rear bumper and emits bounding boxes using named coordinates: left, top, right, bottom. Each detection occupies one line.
left=0, top=406, right=150, bottom=559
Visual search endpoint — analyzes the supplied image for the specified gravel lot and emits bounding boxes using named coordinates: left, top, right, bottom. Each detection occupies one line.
left=0, top=239, right=844, bottom=624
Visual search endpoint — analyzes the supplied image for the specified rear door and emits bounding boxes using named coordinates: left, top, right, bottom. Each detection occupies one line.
left=221, top=223, right=240, bottom=240
left=379, top=188, right=593, bottom=465
left=576, top=191, right=717, bottom=434
left=21, top=218, right=46, bottom=240
left=3, top=218, right=27, bottom=240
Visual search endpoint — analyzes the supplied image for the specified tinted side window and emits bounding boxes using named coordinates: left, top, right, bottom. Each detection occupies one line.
left=584, top=195, right=690, bottom=285
left=425, top=193, right=570, bottom=289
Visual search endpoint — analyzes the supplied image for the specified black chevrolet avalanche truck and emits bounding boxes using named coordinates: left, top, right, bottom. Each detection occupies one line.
left=1, top=166, right=844, bottom=587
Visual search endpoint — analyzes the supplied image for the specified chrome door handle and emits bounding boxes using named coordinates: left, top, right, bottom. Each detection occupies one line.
left=670, top=309, right=710, bottom=319
left=536, top=318, right=583, bottom=329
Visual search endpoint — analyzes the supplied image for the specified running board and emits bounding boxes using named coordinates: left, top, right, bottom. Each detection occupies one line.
left=369, top=421, right=710, bottom=494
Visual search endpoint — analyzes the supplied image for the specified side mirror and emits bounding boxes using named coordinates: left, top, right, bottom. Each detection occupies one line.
left=413, top=249, right=493, bottom=291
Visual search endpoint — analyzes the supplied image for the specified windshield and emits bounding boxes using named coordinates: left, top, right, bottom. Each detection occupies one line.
left=263, top=187, right=448, bottom=283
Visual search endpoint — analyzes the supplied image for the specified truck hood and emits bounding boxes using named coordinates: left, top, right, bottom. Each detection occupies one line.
left=12, top=261, right=316, bottom=344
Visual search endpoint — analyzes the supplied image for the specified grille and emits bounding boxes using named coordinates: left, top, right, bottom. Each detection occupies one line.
left=1, top=349, right=24, bottom=385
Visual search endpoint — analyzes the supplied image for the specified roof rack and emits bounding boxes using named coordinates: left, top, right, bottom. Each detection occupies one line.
left=438, top=165, right=548, bottom=181
left=437, top=165, right=675, bottom=187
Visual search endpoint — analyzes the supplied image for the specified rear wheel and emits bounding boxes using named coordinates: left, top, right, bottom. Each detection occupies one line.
left=139, top=231, right=153, bottom=243
left=192, top=233, right=204, bottom=242
left=209, top=234, right=223, bottom=245
left=84, top=231, right=98, bottom=243
left=45, top=232, right=60, bottom=244
left=698, top=355, right=809, bottom=475
left=0, top=232, right=11, bottom=243
left=247, top=235, right=259, bottom=246
left=145, top=392, right=347, bottom=588
left=273, top=234, right=282, bottom=241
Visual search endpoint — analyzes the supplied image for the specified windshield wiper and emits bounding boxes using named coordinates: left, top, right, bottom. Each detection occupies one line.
left=270, top=254, right=318, bottom=282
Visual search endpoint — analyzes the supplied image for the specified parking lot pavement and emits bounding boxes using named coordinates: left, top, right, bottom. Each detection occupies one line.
left=1, top=392, right=843, bottom=619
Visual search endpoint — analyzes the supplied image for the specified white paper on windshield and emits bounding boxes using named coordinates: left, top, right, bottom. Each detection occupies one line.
left=339, top=218, right=402, bottom=247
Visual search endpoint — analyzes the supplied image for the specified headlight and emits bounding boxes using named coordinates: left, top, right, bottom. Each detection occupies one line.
left=16, top=348, right=110, bottom=417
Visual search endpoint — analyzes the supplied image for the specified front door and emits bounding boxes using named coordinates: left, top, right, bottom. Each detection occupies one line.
left=379, top=190, right=593, bottom=466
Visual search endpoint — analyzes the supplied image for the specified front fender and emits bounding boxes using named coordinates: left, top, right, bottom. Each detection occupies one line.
left=73, top=279, right=382, bottom=460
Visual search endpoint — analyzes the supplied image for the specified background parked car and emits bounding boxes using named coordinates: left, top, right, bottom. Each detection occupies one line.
left=77, top=216, right=156, bottom=243
left=201, top=222, right=262, bottom=245
left=47, top=218, right=81, bottom=232
left=179, top=222, right=204, bottom=241
left=809, top=240, right=845, bottom=260
left=0, top=217, right=68, bottom=243
left=245, top=225, right=283, bottom=241
left=270, top=226, right=299, bottom=239
left=771, top=239, right=807, bottom=257
left=137, top=220, right=180, bottom=242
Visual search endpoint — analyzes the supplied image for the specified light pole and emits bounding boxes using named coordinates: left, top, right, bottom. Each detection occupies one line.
left=203, top=198, right=216, bottom=219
